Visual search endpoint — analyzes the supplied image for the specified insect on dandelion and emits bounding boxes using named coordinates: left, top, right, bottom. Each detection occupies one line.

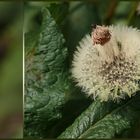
left=72, top=25, right=140, bottom=102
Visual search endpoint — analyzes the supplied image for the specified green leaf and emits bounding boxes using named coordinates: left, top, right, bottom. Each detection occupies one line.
left=58, top=100, right=118, bottom=138
left=24, top=8, right=70, bottom=138
left=58, top=94, right=140, bottom=139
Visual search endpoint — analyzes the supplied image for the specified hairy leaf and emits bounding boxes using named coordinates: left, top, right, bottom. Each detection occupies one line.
left=58, top=94, right=140, bottom=139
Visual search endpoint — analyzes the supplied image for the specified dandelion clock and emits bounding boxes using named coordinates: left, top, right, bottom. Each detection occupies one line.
left=72, top=25, right=140, bottom=102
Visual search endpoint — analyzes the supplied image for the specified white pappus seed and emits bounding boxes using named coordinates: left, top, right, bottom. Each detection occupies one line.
left=72, top=25, right=140, bottom=102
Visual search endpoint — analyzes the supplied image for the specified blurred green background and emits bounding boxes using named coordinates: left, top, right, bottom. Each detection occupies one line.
left=0, top=2, right=23, bottom=138
left=24, top=1, right=140, bottom=138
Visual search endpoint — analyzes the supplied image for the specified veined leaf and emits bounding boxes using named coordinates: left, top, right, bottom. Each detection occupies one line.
left=58, top=93, right=140, bottom=139
left=58, top=100, right=118, bottom=138
left=24, top=8, right=69, bottom=138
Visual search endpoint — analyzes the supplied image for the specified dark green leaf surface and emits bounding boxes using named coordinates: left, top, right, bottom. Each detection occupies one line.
left=58, top=100, right=118, bottom=138
left=24, top=8, right=69, bottom=138
left=58, top=94, right=140, bottom=139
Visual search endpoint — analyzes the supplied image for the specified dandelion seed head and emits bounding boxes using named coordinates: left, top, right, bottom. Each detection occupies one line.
left=72, top=25, right=140, bottom=101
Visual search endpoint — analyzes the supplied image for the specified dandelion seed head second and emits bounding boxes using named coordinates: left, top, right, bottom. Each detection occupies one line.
left=72, top=25, right=140, bottom=101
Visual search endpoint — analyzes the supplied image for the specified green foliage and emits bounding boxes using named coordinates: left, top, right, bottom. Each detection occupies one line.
left=24, top=1, right=140, bottom=139
left=59, top=94, right=140, bottom=139
left=24, top=8, right=71, bottom=138
left=58, top=100, right=119, bottom=138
